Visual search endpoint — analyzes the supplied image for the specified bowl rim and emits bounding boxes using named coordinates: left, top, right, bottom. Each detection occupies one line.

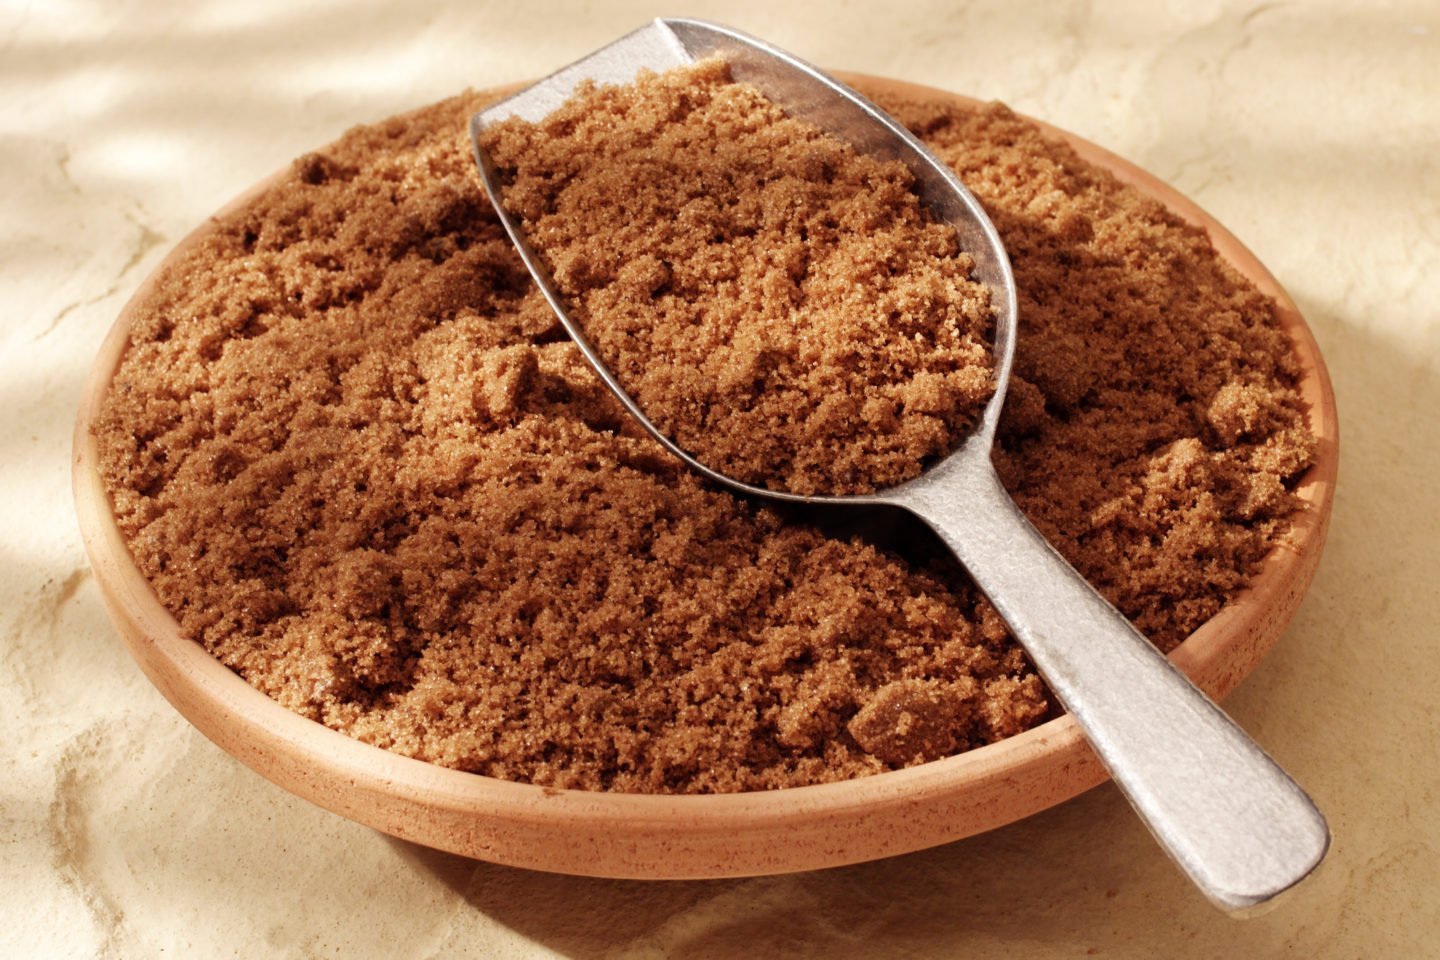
left=71, top=72, right=1338, bottom=878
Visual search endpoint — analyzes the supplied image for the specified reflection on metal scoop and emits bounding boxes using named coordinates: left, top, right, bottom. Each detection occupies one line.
left=470, top=17, right=1328, bottom=914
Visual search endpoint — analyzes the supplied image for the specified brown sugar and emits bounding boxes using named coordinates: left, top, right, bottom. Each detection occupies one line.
left=93, top=80, right=1315, bottom=794
left=478, top=60, right=995, bottom=495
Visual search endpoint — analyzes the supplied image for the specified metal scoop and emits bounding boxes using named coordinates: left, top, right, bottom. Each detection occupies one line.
left=470, top=17, right=1328, bottom=914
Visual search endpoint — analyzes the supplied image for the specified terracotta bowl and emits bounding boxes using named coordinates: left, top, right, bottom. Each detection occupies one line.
left=72, top=74, right=1338, bottom=879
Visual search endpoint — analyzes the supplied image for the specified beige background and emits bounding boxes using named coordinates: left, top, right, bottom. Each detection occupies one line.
left=3, top=0, right=1436, bottom=956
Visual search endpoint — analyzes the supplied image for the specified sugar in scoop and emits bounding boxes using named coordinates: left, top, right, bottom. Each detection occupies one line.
left=477, top=57, right=995, bottom=496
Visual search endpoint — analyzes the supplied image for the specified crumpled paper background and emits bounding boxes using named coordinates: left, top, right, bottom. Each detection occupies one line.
left=3, top=0, right=1436, bottom=955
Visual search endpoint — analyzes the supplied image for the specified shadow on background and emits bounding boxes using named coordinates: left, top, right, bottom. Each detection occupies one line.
left=385, top=299, right=1439, bottom=957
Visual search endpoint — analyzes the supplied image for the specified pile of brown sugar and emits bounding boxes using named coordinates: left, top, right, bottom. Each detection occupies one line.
left=478, top=60, right=994, bottom=495
left=93, top=79, right=1315, bottom=794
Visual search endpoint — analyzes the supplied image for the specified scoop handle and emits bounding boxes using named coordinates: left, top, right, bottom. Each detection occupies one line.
left=891, top=455, right=1329, bottom=914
